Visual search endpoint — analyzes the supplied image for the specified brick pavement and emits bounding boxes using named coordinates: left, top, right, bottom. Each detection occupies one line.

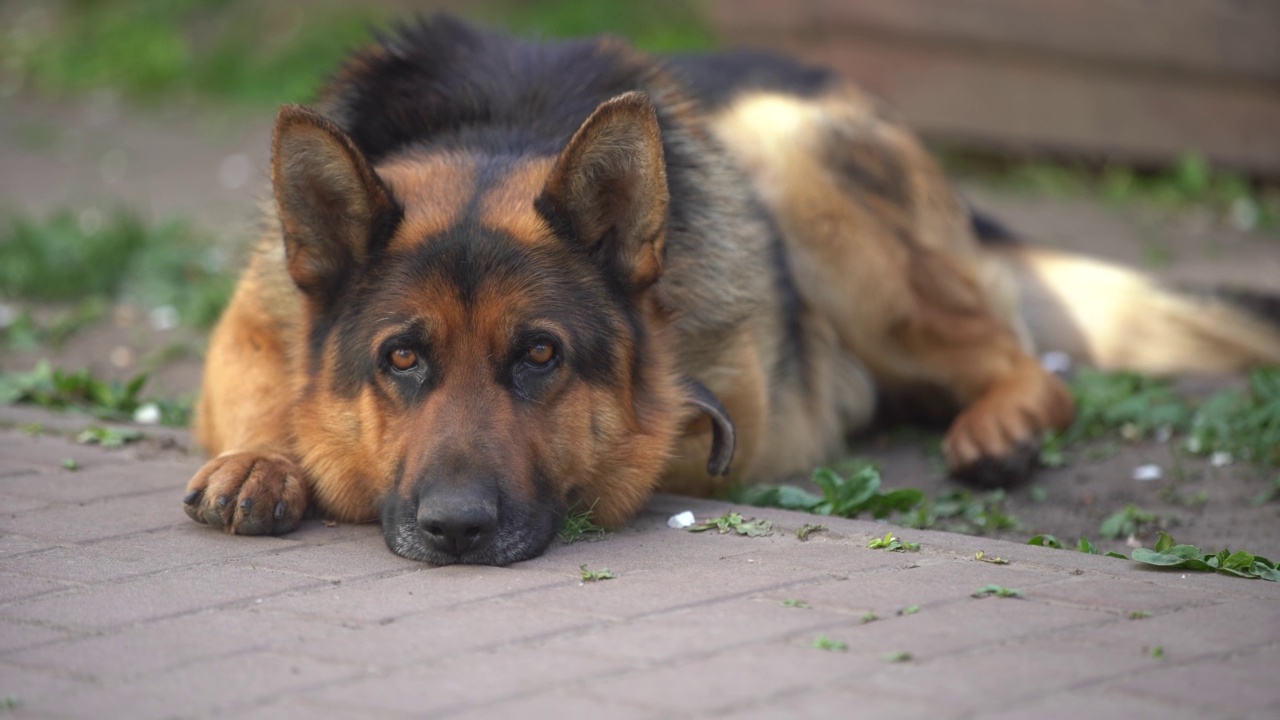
left=2, top=408, right=1278, bottom=719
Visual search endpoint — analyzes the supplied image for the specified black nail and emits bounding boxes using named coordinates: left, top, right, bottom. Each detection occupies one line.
left=273, top=501, right=286, bottom=520
left=216, top=496, right=230, bottom=509
left=182, top=490, right=202, bottom=506
left=240, top=497, right=255, bottom=511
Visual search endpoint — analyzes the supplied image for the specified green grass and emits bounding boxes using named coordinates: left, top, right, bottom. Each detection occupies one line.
left=1028, top=534, right=1127, bottom=559
left=810, top=635, right=847, bottom=652
left=1099, top=505, right=1161, bottom=540
left=0, top=360, right=192, bottom=427
left=0, top=207, right=232, bottom=330
left=900, top=489, right=1019, bottom=536
left=1042, top=367, right=1280, bottom=471
left=687, top=512, right=773, bottom=537
left=2, top=0, right=714, bottom=108
left=2, top=0, right=386, bottom=107
left=485, top=0, right=715, bottom=53
left=943, top=149, right=1280, bottom=234
left=729, top=463, right=924, bottom=520
left=578, top=564, right=616, bottom=582
left=971, top=584, right=1025, bottom=599
left=558, top=500, right=608, bottom=544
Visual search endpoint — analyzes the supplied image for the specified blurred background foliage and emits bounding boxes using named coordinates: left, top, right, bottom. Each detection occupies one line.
left=0, top=0, right=714, bottom=108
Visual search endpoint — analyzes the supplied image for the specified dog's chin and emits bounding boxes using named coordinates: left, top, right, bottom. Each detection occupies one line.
left=379, top=504, right=560, bottom=567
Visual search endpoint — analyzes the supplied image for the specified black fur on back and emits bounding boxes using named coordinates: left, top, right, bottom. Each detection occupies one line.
left=660, top=50, right=837, bottom=112
left=320, top=15, right=667, bottom=163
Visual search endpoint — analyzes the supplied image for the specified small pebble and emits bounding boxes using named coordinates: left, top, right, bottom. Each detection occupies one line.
left=667, top=511, right=695, bottom=529
left=133, top=403, right=161, bottom=425
left=1040, top=351, right=1072, bottom=375
left=1133, top=464, right=1162, bottom=481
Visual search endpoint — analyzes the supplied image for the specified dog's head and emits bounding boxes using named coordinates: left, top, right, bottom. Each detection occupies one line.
left=270, top=92, right=733, bottom=566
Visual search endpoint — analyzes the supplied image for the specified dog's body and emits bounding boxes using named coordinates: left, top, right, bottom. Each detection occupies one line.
left=185, top=17, right=1280, bottom=565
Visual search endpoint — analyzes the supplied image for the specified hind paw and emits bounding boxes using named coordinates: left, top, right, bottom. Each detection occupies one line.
left=183, top=453, right=309, bottom=535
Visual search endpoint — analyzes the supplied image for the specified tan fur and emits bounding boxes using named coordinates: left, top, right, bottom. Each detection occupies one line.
left=704, top=90, right=1074, bottom=486
left=998, top=246, right=1280, bottom=373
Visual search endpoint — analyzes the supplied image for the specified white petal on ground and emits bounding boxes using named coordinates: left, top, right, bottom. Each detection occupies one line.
left=1132, top=464, right=1163, bottom=481
left=667, top=511, right=696, bottom=529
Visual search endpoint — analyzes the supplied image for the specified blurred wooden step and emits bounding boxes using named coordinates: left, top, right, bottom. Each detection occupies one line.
left=712, top=0, right=1280, bottom=176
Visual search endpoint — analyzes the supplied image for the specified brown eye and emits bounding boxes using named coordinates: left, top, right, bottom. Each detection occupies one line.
left=389, top=347, right=418, bottom=372
left=526, top=342, right=555, bottom=367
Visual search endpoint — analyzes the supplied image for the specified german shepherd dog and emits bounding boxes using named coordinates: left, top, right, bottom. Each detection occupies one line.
left=184, top=16, right=1280, bottom=566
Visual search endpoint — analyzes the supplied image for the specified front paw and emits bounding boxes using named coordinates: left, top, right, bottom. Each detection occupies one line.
left=183, top=453, right=308, bottom=535
left=943, top=373, right=1074, bottom=488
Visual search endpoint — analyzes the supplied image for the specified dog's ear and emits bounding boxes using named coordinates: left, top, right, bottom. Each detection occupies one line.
left=539, top=91, right=669, bottom=292
left=271, top=104, right=397, bottom=300
left=681, top=378, right=736, bottom=477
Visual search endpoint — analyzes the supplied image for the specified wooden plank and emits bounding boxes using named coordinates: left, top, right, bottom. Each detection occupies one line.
left=714, top=0, right=1280, bottom=81
left=747, top=36, right=1280, bottom=175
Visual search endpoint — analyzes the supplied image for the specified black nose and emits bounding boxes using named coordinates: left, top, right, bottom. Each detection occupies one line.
left=417, top=490, right=497, bottom=557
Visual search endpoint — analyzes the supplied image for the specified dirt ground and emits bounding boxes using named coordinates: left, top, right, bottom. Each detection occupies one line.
left=3, top=95, right=1278, bottom=558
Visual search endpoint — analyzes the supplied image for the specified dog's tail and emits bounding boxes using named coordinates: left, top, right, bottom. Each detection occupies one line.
left=974, top=213, right=1280, bottom=374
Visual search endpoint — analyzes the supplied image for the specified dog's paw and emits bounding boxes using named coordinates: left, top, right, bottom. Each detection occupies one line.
left=942, top=372, right=1073, bottom=488
left=183, top=453, right=308, bottom=535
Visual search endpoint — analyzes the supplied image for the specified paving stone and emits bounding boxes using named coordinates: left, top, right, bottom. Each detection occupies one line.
left=1, top=564, right=326, bottom=630
left=0, top=494, right=51, bottom=515
left=533, top=594, right=857, bottom=664
left=500, top=559, right=828, bottom=622
left=0, top=489, right=184, bottom=544
left=258, top=565, right=566, bottom=625
left=983, top=688, right=1207, bottom=720
left=578, top=640, right=870, bottom=714
left=0, top=535, right=54, bottom=559
left=750, top=556, right=1074, bottom=619
left=282, top=519, right=384, bottom=546
left=813, top=593, right=1115, bottom=660
left=34, top=651, right=364, bottom=719
left=731, top=687, right=945, bottom=720
left=0, top=460, right=197, bottom=504
left=235, top=697, right=396, bottom=720
left=1062, top=599, right=1280, bottom=657
left=0, top=425, right=1276, bottom=718
left=1030, top=574, right=1221, bottom=614
left=310, top=645, right=635, bottom=716
left=242, top=538, right=422, bottom=582
left=4, top=526, right=302, bottom=583
left=446, top=690, right=660, bottom=720
left=858, top=636, right=1169, bottom=714
left=0, top=432, right=133, bottom=478
left=0, top=573, right=75, bottom=604
left=1104, top=644, right=1280, bottom=715
left=13, top=607, right=349, bottom=680
left=0, top=621, right=78, bottom=656
left=291, top=599, right=599, bottom=668
left=0, top=662, right=96, bottom=709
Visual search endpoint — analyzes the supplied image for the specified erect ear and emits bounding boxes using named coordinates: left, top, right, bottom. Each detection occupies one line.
left=539, top=91, right=669, bottom=292
left=271, top=104, right=397, bottom=300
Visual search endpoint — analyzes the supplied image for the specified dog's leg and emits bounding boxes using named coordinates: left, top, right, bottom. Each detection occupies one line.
left=712, top=89, right=1074, bottom=486
left=183, top=268, right=311, bottom=535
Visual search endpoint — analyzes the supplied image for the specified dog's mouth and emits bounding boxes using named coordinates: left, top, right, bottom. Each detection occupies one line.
left=378, top=490, right=562, bottom=566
